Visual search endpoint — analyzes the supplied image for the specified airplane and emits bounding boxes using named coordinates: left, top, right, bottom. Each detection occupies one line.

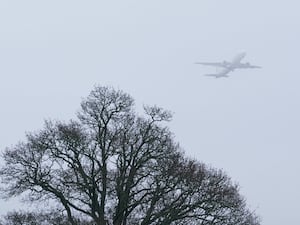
left=195, top=52, right=261, bottom=78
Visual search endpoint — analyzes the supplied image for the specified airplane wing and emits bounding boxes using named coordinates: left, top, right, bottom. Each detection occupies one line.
left=195, top=62, right=226, bottom=67
left=238, top=63, right=262, bottom=69
left=245, top=64, right=261, bottom=69
left=204, top=67, right=231, bottom=78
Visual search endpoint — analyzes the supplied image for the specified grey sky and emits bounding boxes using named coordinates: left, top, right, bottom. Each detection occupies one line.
left=1, top=1, right=300, bottom=224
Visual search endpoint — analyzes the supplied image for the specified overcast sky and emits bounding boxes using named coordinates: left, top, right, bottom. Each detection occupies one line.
left=1, top=1, right=300, bottom=224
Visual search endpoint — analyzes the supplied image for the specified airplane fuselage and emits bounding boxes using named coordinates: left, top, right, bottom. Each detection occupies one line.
left=223, top=52, right=247, bottom=70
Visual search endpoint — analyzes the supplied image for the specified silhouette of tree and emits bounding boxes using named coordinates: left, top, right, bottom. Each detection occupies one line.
left=0, top=86, right=260, bottom=225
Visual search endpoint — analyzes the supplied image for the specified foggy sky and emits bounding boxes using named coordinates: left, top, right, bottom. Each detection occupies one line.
left=1, top=1, right=300, bottom=225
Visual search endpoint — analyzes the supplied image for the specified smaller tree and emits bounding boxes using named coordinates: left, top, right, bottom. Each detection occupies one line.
left=0, top=210, right=94, bottom=225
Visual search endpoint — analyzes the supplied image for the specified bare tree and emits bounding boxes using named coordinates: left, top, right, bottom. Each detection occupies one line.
left=0, top=86, right=260, bottom=225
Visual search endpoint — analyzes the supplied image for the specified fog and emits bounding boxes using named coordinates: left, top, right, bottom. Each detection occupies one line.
left=1, top=1, right=300, bottom=225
